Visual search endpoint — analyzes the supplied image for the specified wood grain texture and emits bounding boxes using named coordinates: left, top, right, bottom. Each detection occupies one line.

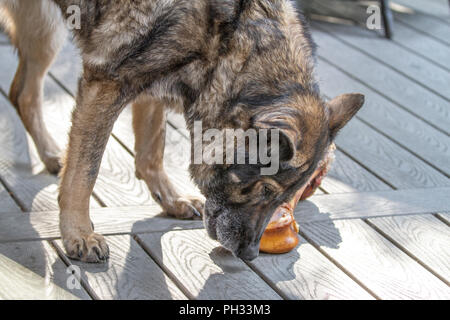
left=1, top=187, right=448, bottom=242
left=0, top=240, right=90, bottom=299
left=295, top=187, right=450, bottom=223
left=394, top=11, right=450, bottom=46
left=112, top=107, right=203, bottom=199
left=54, top=235, right=186, bottom=300
left=249, top=236, right=374, bottom=300
left=336, top=119, right=449, bottom=189
left=0, top=91, right=71, bottom=212
left=390, top=22, right=450, bottom=72
left=300, top=219, right=450, bottom=299
left=313, top=21, right=450, bottom=101
left=0, top=180, right=21, bottom=213
left=320, top=149, right=391, bottom=194
left=312, top=28, right=450, bottom=134
left=137, top=230, right=282, bottom=300
left=368, top=214, right=450, bottom=284
left=0, top=206, right=203, bottom=242
left=316, top=55, right=450, bottom=176
left=0, top=46, right=100, bottom=211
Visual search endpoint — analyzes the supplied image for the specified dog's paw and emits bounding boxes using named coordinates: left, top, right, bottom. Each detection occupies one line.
left=63, top=231, right=110, bottom=263
left=166, top=196, right=205, bottom=220
left=43, top=155, right=62, bottom=175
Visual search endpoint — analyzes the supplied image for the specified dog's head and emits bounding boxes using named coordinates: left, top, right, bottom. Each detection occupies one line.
left=190, top=92, right=364, bottom=260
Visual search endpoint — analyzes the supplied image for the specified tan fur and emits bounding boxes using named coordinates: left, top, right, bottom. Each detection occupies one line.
left=1, top=0, right=66, bottom=173
left=133, top=94, right=204, bottom=219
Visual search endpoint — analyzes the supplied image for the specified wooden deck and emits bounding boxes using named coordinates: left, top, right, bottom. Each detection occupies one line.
left=0, top=1, right=449, bottom=300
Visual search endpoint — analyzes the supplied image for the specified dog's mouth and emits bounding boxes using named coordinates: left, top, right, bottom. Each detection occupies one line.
left=206, top=144, right=336, bottom=259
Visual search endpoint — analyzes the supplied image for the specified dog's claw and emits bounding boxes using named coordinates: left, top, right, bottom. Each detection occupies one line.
left=63, top=232, right=110, bottom=263
left=167, top=197, right=205, bottom=220
left=188, top=203, right=202, bottom=217
left=77, top=243, right=83, bottom=258
left=152, top=192, right=163, bottom=205
left=93, top=246, right=106, bottom=261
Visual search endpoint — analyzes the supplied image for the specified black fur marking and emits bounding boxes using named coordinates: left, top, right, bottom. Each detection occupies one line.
left=177, top=81, right=200, bottom=109
left=113, top=9, right=179, bottom=71
left=218, top=0, right=251, bottom=55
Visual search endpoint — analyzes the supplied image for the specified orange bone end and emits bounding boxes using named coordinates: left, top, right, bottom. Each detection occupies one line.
left=259, top=144, right=335, bottom=254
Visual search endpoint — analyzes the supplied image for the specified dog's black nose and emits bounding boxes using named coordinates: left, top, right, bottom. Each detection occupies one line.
left=236, top=243, right=259, bottom=261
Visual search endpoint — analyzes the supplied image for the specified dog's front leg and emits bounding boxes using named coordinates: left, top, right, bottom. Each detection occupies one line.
left=59, top=78, right=126, bottom=263
left=132, top=95, right=204, bottom=219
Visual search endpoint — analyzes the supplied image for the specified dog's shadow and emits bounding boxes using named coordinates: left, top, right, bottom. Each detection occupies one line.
left=0, top=101, right=342, bottom=300
left=115, top=200, right=342, bottom=300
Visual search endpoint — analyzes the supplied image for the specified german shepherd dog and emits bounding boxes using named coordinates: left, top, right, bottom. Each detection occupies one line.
left=0, top=0, right=364, bottom=262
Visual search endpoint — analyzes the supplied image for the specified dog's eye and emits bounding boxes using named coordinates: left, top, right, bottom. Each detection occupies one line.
left=262, top=184, right=274, bottom=198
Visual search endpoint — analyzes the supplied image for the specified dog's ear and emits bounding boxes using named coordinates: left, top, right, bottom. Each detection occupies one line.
left=253, top=108, right=301, bottom=162
left=327, top=93, right=365, bottom=138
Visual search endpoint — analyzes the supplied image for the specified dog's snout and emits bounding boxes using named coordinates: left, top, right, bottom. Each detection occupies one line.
left=236, top=243, right=260, bottom=261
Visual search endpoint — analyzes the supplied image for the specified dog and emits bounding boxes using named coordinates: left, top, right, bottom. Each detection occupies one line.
left=0, top=0, right=364, bottom=262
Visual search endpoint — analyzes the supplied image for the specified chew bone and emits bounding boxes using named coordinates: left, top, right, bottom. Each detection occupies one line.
left=259, top=143, right=336, bottom=254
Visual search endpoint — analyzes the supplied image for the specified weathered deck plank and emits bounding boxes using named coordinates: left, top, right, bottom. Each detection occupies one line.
left=0, top=180, right=20, bottom=213
left=316, top=55, right=450, bottom=177
left=299, top=219, right=450, bottom=299
left=0, top=240, right=90, bottom=299
left=137, top=230, right=283, bottom=300
left=368, top=214, right=450, bottom=284
left=320, top=149, right=391, bottom=194
left=0, top=188, right=448, bottom=242
left=312, top=27, right=450, bottom=134
left=53, top=235, right=186, bottom=300
left=0, top=206, right=203, bottom=242
left=294, top=187, right=450, bottom=223
left=313, top=21, right=450, bottom=101
left=0, top=92, right=81, bottom=211
left=249, top=236, right=374, bottom=300
left=394, top=11, right=450, bottom=46
left=336, top=119, right=449, bottom=189
left=390, top=21, right=450, bottom=72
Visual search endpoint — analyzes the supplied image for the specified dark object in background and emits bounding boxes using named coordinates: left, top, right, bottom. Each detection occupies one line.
left=299, top=0, right=394, bottom=38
